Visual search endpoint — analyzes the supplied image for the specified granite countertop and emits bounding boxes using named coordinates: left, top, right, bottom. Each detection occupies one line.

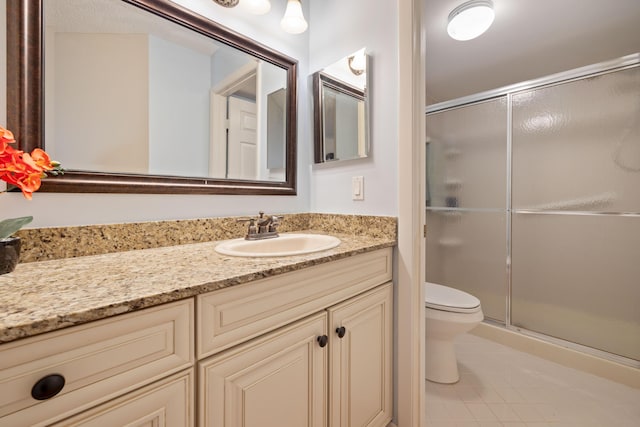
left=0, top=231, right=395, bottom=344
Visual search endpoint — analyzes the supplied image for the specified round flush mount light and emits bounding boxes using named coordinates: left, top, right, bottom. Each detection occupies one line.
left=447, top=0, right=495, bottom=41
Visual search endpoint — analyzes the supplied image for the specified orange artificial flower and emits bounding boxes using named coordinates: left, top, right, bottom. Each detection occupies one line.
left=0, top=125, right=62, bottom=199
left=29, top=148, right=57, bottom=171
left=0, top=127, right=15, bottom=145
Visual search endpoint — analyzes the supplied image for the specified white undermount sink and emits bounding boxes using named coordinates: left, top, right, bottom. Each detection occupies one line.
left=214, top=233, right=341, bottom=257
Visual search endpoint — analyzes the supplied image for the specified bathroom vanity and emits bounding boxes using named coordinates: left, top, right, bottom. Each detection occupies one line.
left=0, top=232, right=394, bottom=426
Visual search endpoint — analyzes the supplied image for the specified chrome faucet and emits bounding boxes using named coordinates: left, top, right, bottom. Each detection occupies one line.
left=238, top=211, right=281, bottom=240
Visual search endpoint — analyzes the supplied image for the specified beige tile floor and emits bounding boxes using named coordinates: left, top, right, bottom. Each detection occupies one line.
left=425, top=333, right=640, bottom=427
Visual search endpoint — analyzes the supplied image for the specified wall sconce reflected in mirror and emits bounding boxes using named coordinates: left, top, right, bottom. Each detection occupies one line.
left=348, top=53, right=366, bottom=76
left=211, top=0, right=307, bottom=34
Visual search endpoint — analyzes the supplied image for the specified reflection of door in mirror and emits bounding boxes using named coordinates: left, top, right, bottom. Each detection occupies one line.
left=209, top=54, right=258, bottom=180
left=227, top=97, right=258, bottom=180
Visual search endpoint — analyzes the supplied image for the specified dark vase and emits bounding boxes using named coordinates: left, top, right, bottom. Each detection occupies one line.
left=0, top=237, right=21, bottom=275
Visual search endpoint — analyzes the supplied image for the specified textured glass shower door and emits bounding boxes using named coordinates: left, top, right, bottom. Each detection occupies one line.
left=426, top=98, right=508, bottom=322
left=511, top=66, right=640, bottom=361
left=426, top=58, right=640, bottom=364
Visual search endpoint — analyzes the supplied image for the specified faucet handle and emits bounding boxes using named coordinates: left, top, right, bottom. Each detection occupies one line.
left=269, top=215, right=282, bottom=233
left=237, top=217, right=257, bottom=238
left=237, top=217, right=256, bottom=227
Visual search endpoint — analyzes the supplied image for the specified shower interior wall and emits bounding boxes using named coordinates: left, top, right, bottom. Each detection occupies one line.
left=425, top=55, right=640, bottom=365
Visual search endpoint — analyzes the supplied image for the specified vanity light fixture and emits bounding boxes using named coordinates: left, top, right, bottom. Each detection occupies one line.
left=212, top=0, right=239, bottom=7
left=447, top=0, right=495, bottom=41
left=280, top=0, right=308, bottom=34
left=211, top=0, right=307, bottom=34
left=241, top=0, right=272, bottom=15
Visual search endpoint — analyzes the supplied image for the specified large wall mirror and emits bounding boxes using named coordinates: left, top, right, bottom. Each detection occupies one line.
left=6, top=0, right=297, bottom=194
left=313, top=48, right=369, bottom=163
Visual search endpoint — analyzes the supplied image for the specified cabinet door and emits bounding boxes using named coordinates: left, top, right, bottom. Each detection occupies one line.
left=328, top=283, right=393, bottom=427
left=52, top=369, right=193, bottom=427
left=199, top=312, right=328, bottom=427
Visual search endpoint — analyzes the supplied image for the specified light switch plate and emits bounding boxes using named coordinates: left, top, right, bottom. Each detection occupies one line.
left=352, top=176, right=364, bottom=201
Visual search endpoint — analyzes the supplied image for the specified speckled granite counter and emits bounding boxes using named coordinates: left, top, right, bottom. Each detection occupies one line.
left=0, top=230, right=395, bottom=344
left=15, top=213, right=397, bottom=263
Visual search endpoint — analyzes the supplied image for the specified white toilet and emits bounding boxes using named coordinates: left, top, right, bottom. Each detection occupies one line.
left=425, top=282, right=484, bottom=384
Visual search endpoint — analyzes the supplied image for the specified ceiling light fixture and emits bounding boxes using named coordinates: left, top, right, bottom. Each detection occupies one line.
left=447, top=0, right=495, bottom=41
left=280, top=0, right=308, bottom=34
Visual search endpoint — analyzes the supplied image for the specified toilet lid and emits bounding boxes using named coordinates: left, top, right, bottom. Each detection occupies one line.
left=424, top=282, right=481, bottom=313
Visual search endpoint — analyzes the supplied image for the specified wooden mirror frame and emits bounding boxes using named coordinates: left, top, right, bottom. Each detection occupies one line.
left=6, top=0, right=297, bottom=195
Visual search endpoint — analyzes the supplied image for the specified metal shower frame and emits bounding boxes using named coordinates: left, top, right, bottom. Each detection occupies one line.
left=425, top=53, right=640, bottom=368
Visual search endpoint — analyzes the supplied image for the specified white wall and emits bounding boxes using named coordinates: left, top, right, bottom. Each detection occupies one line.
left=52, top=33, right=149, bottom=173
left=258, top=62, right=287, bottom=180
left=210, top=45, right=255, bottom=88
left=309, top=0, right=399, bottom=216
left=1, top=0, right=400, bottom=227
left=148, top=35, right=211, bottom=177
left=0, top=0, right=311, bottom=228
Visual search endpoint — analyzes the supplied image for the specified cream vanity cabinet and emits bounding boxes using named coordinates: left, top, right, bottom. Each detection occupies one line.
left=0, top=247, right=392, bottom=427
left=0, top=299, right=194, bottom=426
left=197, top=248, right=393, bottom=427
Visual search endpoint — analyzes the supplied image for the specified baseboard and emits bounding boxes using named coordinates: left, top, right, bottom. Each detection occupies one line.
left=471, top=322, right=640, bottom=389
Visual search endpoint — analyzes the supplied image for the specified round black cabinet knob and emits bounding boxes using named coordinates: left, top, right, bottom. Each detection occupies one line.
left=317, top=335, right=328, bottom=348
left=336, top=326, right=346, bottom=338
left=31, top=374, right=65, bottom=400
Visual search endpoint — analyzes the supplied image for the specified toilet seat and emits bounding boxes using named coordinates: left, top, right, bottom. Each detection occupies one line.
left=424, top=282, right=481, bottom=314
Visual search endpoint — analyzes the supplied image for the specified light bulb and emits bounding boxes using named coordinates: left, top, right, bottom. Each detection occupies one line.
left=447, top=0, right=494, bottom=41
left=348, top=51, right=366, bottom=75
left=240, top=0, right=271, bottom=15
left=280, top=0, right=308, bottom=34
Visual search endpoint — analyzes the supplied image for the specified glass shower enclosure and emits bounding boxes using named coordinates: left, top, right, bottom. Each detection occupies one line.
left=425, top=54, right=640, bottom=366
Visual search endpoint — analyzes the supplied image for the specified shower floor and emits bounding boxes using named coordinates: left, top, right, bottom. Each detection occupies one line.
left=425, top=333, right=640, bottom=426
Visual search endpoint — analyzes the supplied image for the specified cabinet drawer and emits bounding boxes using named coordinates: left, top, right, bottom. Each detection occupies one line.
left=0, top=299, right=194, bottom=426
left=52, top=369, right=193, bottom=427
left=197, top=248, right=392, bottom=358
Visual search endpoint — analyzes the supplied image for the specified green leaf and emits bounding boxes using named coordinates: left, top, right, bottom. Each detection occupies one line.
left=0, top=216, right=33, bottom=240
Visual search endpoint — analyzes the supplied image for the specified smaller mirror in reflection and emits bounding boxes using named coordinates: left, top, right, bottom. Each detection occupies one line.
left=313, top=48, right=369, bottom=163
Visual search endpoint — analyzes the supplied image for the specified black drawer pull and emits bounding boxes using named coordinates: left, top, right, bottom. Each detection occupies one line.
left=31, top=374, right=65, bottom=400
left=336, top=326, right=346, bottom=338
